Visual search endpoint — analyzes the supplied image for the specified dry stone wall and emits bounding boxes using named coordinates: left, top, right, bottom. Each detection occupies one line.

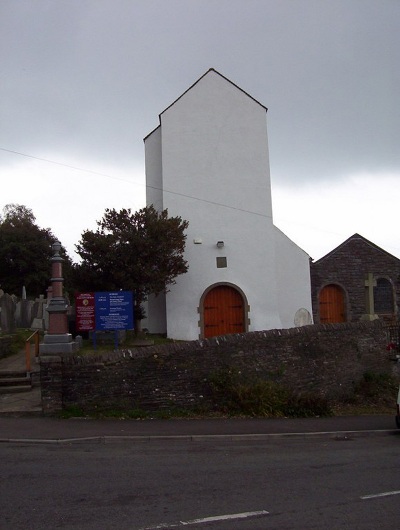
left=40, top=320, right=396, bottom=415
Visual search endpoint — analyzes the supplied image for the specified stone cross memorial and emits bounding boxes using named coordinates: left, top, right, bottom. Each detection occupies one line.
left=361, top=272, right=379, bottom=321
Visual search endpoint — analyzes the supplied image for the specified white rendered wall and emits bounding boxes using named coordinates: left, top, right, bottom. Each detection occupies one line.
left=144, top=70, right=312, bottom=340
left=143, top=293, right=166, bottom=334
left=144, top=126, right=163, bottom=211
left=142, top=126, right=166, bottom=333
left=273, top=227, right=313, bottom=327
left=160, top=71, right=273, bottom=219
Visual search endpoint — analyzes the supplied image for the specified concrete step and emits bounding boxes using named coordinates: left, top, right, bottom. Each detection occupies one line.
left=0, top=369, right=28, bottom=377
left=0, top=377, right=31, bottom=387
left=0, top=370, right=32, bottom=392
left=0, top=385, right=32, bottom=394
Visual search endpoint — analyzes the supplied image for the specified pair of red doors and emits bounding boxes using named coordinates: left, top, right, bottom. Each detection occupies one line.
left=203, top=285, right=245, bottom=338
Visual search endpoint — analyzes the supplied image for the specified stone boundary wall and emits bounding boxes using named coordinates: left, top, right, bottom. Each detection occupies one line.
left=40, top=320, right=396, bottom=415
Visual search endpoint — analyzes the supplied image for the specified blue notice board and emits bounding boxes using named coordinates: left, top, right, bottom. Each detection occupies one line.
left=95, top=291, right=134, bottom=331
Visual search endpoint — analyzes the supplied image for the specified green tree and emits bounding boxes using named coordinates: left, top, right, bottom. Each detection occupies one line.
left=73, top=206, right=189, bottom=321
left=0, top=204, right=72, bottom=297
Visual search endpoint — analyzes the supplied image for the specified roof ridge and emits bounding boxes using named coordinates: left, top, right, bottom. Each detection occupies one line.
left=160, top=68, right=267, bottom=118
left=313, top=233, right=400, bottom=264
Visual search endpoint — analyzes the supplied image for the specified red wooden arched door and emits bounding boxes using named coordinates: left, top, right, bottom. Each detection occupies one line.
left=203, top=285, right=245, bottom=338
left=319, top=284, right=346, bottom=323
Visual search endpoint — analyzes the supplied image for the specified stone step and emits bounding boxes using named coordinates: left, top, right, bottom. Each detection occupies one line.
left=0, top=385, right=33, bottom=394
left=0, top=370, right=29, bottom=379
left=0, top=376, right=31, bottom=387
left=0, top=370, right=32, bottom=393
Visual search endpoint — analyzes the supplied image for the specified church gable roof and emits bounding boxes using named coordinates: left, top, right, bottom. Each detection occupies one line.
left=313, top=233, right=400, bottom=265
left=144, top=69, right=267, bottom=141
left=160, top=68, right=268, bottom=118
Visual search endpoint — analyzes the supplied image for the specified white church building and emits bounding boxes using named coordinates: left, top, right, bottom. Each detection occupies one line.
left=143, top=69, right=312, bottom=341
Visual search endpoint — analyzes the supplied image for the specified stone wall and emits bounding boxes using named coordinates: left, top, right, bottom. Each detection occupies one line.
left=310, top=235, right=400, bottom=323
left=40, top=320, right=397, bottom=415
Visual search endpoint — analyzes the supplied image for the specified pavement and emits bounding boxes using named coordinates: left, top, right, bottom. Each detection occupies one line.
left=0, top=351, right=399, bottom=444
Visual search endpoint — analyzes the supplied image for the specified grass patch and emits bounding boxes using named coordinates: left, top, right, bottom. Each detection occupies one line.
left=208, top=368, right=333, bottom=418
left=337, top=371, right=399, bottom=415
left=0, top=328, right=40, bottom=358
left=58, top=405, right=87, bottom=419
left=77, top=331, right=173, bottom=356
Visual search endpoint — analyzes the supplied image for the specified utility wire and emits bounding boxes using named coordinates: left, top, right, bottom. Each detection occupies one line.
left=0, top=147, right=131, bottom=183
left=3, top=145, right=399, bottom=256
left=0, top=146, right=273, bottom=219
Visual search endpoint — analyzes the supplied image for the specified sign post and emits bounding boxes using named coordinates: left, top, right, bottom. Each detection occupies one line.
left=76, top=293, right=95, bottom=333
left=76, top=291, right=134, bottom=349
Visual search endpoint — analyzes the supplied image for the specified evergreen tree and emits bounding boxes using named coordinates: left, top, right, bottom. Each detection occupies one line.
left=73, top=206, right=189, bottom=320
left=0, top=204, right=71, bottom=297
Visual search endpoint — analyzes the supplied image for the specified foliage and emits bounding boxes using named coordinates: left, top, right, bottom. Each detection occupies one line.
left=0, top=328, right=40, bottom=357
left=76, top=332, right=173, bottom=356
left=351, top=371, right=398, bottom=406
left=0, top=204, right=73, bottom=297
left=208, top=367, right=333, bottom=418
left=73, top=206, right=189, bottom=317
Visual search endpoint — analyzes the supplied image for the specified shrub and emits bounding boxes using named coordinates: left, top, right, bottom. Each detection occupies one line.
left=208, top=367, right=333, bottom=418
left=352, top=371, right=398, bottom=406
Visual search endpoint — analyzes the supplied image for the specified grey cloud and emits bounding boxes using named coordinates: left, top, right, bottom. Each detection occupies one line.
left=0, top=0, right=399, bottom=182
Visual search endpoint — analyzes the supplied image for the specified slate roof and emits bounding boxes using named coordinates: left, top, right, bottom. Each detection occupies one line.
left=313, top=233, right=400, bottom=264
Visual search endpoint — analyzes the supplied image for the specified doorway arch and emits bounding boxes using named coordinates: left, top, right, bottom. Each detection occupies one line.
left=319, top=284, right=346, bottom=323
left=199, top=283, right=248, bottom=338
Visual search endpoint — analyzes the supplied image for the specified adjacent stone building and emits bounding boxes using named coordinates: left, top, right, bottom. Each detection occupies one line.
left=143, top=68, right=313, bottom=340
left=310, top=233, right=400, bottom=324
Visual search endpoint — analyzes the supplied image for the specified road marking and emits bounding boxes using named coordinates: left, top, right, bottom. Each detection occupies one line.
left=181, top=510, right=270, bottom=525
left=361, top=490, right=400, bottom=500
left=139, top=510, right=270, bottom=529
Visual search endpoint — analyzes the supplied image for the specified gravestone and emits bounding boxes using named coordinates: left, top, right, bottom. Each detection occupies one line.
left=0, top=293, right=16, bottom=333
left=294, top=308, right=313, bottom=327
left=31, top=294, right=46, bottom=330
left=16, top=299, right=34, bottom=328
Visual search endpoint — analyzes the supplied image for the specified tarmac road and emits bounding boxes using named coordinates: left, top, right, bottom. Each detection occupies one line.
left=1, top=430, right=400, bottom=529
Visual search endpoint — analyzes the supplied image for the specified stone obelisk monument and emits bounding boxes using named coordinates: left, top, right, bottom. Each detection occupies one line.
left=39, top=241, right=79, bottom=354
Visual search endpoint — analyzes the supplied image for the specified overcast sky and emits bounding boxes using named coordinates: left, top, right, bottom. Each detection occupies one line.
left=1, top=0, right=399, bottom=263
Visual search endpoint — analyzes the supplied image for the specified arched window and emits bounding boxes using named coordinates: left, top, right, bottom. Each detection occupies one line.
left=374, top=278, right=394, bottom=313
